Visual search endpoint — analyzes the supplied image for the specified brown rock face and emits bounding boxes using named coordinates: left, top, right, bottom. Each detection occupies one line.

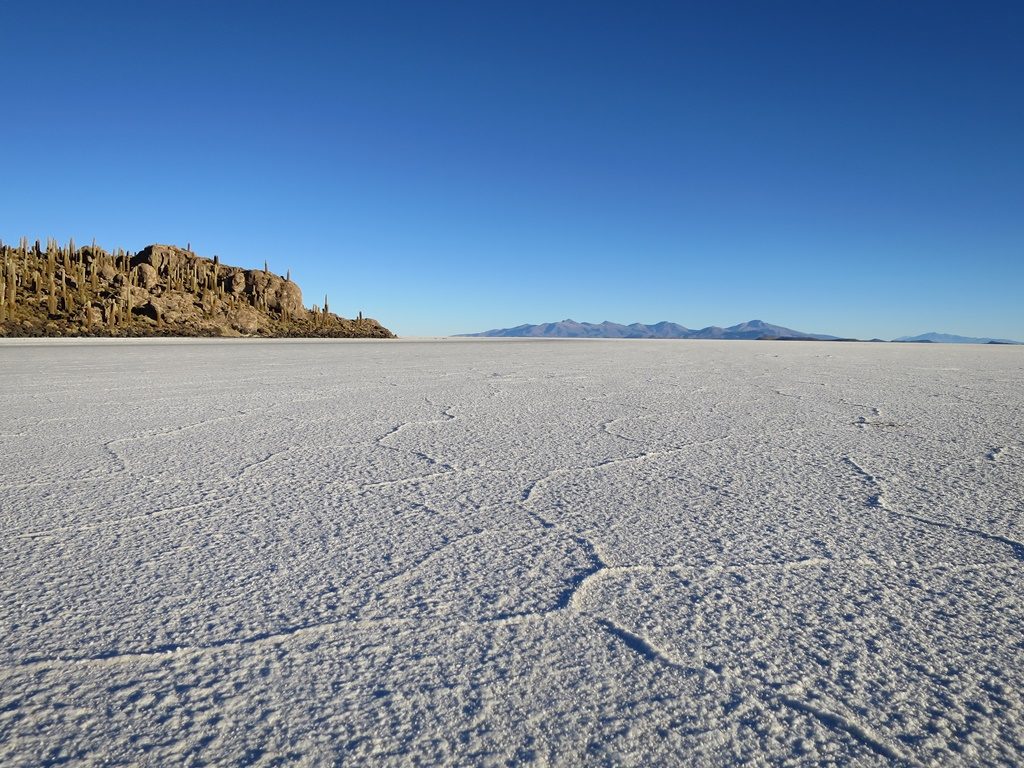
left=226, top=271, right=246, bottom=294
left=0, top=239, right=395, bottom=339
left=132, top=263, right=159, bottom=289
left=241, top=269, right=305, bottom=316
left=131, top=244, right=192, bottom=275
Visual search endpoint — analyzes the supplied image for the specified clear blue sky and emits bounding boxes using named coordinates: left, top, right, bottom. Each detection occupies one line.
left=2, top=1, right=1022, bottom=338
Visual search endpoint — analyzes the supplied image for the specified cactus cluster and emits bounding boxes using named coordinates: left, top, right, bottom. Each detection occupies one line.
left=1, top=237, right=149, bottom=333
left=0, top=237, right=394, bottom=338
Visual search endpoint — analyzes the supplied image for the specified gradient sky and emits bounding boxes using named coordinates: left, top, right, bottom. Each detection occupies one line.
left=3, top=1, right=1022, bottom=338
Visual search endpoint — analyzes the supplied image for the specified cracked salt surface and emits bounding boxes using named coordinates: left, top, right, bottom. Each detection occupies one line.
left=1, top=338, right=1022, bottom=766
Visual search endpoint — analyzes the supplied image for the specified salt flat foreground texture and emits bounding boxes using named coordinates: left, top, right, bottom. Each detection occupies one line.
left=1, top=339, right=1022, bottom=766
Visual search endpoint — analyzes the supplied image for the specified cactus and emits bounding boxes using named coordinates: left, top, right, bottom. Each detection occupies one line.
left=5, top=260, right=13, bottom=316
left=48, top=273, right=56, bottom=316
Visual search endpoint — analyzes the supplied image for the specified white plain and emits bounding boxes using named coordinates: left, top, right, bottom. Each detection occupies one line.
left=1, top=339, right=1022, bottom=766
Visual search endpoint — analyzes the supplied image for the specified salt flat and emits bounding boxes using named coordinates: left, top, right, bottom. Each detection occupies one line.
left=1, top=338, right=1022, bottom=766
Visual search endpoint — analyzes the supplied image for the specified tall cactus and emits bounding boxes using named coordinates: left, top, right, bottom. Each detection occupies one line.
left=2, top=254, right=11, bottom=317
left=0, top=264, right=7, bottom=323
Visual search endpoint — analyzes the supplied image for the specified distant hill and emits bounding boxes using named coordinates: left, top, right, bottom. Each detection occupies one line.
left=894, top=332, right=1021, bottom=345
left=460, top=319, right=840, bottom=340
left=0, top=238, right=393, bottom=338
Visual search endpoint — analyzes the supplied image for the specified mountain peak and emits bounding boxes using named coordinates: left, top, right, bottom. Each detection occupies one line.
left=894, top=331, right=1021, bottom=345
left=459, top=319, right=838, bottom=340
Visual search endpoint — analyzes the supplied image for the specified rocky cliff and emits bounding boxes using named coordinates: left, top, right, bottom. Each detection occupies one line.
left=0, top=239, right=394, bottom=338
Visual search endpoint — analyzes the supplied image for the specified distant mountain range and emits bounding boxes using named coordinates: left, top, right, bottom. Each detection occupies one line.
left=459, top=320, right=1022, bottom=344
left=894, top=332, right=1022, bottom=345
left=459, top=319, right=841, bottom=340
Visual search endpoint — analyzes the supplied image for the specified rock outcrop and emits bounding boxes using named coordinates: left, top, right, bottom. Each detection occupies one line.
left=0, top=239, right=394, bottom=338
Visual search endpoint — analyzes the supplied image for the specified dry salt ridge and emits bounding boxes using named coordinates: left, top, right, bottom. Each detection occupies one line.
left=1, top=338, right=1022, bottom=766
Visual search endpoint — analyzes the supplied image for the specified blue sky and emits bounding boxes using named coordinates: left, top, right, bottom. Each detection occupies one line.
left=2, top=1, right=1022, bottom=338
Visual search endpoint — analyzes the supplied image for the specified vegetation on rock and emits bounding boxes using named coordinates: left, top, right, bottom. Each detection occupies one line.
left=0, top=238, right=394, bottom=338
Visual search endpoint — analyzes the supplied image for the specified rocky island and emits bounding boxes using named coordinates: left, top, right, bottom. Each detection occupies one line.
left=0, top=238, right=394, bottom=338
